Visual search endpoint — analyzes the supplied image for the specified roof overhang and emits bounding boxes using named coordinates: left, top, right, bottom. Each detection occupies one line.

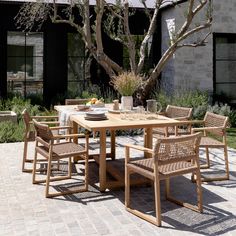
left=1, top=0, right=188, bottom=9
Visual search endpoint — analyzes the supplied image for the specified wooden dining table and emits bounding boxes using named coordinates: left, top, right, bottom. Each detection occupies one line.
left=54, top=105, right=181, bottom=192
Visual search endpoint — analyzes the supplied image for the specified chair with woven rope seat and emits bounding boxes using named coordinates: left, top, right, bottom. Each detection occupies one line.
left=192, top=111, right=229, bottom=182
left=22, top=109, right=71, bottom=172
left=65, top=98, right=99, bottom=142
left=153, top=105, right=193, bottom=137
left=32, top=119, right=89, bottom=198
left=125, top=132, right=202, bottom=227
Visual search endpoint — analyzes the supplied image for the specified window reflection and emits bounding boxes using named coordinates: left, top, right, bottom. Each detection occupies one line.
left=7, top=32, right=43, bottom=96
left=215, top=35, right=236, bottom=103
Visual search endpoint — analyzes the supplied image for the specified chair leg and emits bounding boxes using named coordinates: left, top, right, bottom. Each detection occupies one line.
left=32, top=150, right=38, bottom=184
left=68, top=157, right=72, bottom=179
left=125, top=166, right=130, bottom=208
left=45, top=155, right=89, bottom=198
left=200, top=147, right=210, bottom=169
left=200, top=146, right=229, bottom=182
left=224, top=146, right=230, bottom=180
left=165, top=178, right=170, bottom=199
left=166, top=175, right=202, bottom=213
left=154, top=178, right=162, bottom=226
left=125, top=167, right=162, bottom=226
left=195, top=170, right=203, bottom=213
left=22, top=139, right=36, bottom=173
left=84, top=154, right=89, bottom=191
left=22, top=139, right=29, bottom=172
left=45, top=157, right=52, bottom=198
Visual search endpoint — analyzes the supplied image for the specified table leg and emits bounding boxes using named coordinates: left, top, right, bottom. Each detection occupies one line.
left=110, top=130, right=116, bottom=160
left=144, top=128, right=153, bottom=158
left=72, top=121, right=78, bottom=144
left=72, top=121, right=79, bottom=162
left=99, top=129, right=107, bottom=192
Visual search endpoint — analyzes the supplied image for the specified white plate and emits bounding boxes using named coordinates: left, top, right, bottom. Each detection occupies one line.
left=86, top=111, right=106, bottom=117
left=108, top=109, right=121, bottom=114
left=84, top=116, right=108, bottom=121
left=91, top=103, right=105, bottom=108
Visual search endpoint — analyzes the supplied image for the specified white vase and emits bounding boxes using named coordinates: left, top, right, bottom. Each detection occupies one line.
left=121, top=96, right=133, bottom=110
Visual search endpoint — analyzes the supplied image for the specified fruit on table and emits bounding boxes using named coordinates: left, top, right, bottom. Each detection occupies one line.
left=95, top=100, right=104, bottom=105
left=86, top=97, right=104, bottom=105
left=90, top=98, right=98, bottom=104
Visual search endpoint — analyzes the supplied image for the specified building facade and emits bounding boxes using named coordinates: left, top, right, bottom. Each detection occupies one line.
left=0, top=1, right=156, bottom=107
left=161, top=0, right=236, bottom=104
left=2, top=0, right=234, bottom=106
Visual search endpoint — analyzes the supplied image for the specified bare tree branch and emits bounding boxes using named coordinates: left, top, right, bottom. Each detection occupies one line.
left=177, top=31, right=211, bottom=48
left=16, top=0, right=212, bottom=102
left=137, top=0, right=163, bottom=74
left=122, top=0, right=136, bottom=72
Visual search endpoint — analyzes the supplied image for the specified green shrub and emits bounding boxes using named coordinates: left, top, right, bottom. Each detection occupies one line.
left=0, top=121, right=24, bottom=143
left=207, top=103, right=231, bottom=116
left=154, top=90, right=209, bottom=120
left=229, top=110, right=236, bottom=128
left=154, top=90, right=236, bottom=127
left=0, top=96, right=44, bottom=121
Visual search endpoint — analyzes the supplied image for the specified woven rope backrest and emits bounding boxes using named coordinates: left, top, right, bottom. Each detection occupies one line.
left=32, top=119, right=53, bottom=143
left=65, top=98, right=90, bottom=105
left=166, top=105, right=192, bottom=119
left=204, top=112, right=229, bottom=136
left=153, top=133, right=201, bottom=165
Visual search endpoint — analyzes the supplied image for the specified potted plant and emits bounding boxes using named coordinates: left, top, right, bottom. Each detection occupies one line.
left=111, top=71, right=142, bottom=109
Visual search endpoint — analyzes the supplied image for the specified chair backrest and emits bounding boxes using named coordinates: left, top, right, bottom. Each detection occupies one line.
left=153, top=132, right=202, bottom=166
left=165, top=105, right=192, bottom=119
left=204, top=112, right=229, bottom=136
left=22, top=109, right=36, bottom=141
left=32, top=119, right=54, bottom=143
left=22, top=109, right=31, bottom=130
left=65, top=98, right=90, bottom=105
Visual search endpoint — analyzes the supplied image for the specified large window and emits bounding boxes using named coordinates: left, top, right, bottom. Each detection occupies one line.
left=214, top=34, right=236, bottom=103
left=7, top=32, right=43, bottom=96
left=67, top=33, right=86, bottom=96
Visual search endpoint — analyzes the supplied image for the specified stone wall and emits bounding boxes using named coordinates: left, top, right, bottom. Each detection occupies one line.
left=161, top=0, right=236, bottom=95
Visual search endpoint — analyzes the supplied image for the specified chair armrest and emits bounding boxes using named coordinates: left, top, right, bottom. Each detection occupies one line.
left=192, top=126, right=225, bottom=132
left=174, top=116, right=189, bottom=121
left=125, top=144, right=153, bottom=163
left=53, top=133, right=86, bottom=139
left=40, top=121, right=60, bottom=125
left=49, top=126, right=71, bottom=130
left=176, top=120, right=204, bottom=125
left=125, top=144, right=153, bottom=154
left=31, top=115, right=58, bottom=120
left=30, top=121, right=60, bottom=125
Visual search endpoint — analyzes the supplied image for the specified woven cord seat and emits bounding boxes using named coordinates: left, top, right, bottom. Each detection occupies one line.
left=125, top=132, right=203, bottom=227
left=32, top=119, right=89, bottom=198
left=192, top=112, right=229, bottom=182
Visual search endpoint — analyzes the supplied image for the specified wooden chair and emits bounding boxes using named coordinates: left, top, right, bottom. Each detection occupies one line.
left=125, top=132, right=203, bottom=226
left=21, top=109, right=71, bottom=172
left=65, top=98, right=90, bottom=105
left=65, top=98, right=99, bottom=141
left=32, top=119, right=89, bottom=198
left=192, top=112, right=229, bottom=182
left=153, top=105, right=193, bottom=137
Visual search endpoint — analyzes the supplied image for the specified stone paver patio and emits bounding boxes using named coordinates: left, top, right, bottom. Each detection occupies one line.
left=0, top=136, right=236, bottom=236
